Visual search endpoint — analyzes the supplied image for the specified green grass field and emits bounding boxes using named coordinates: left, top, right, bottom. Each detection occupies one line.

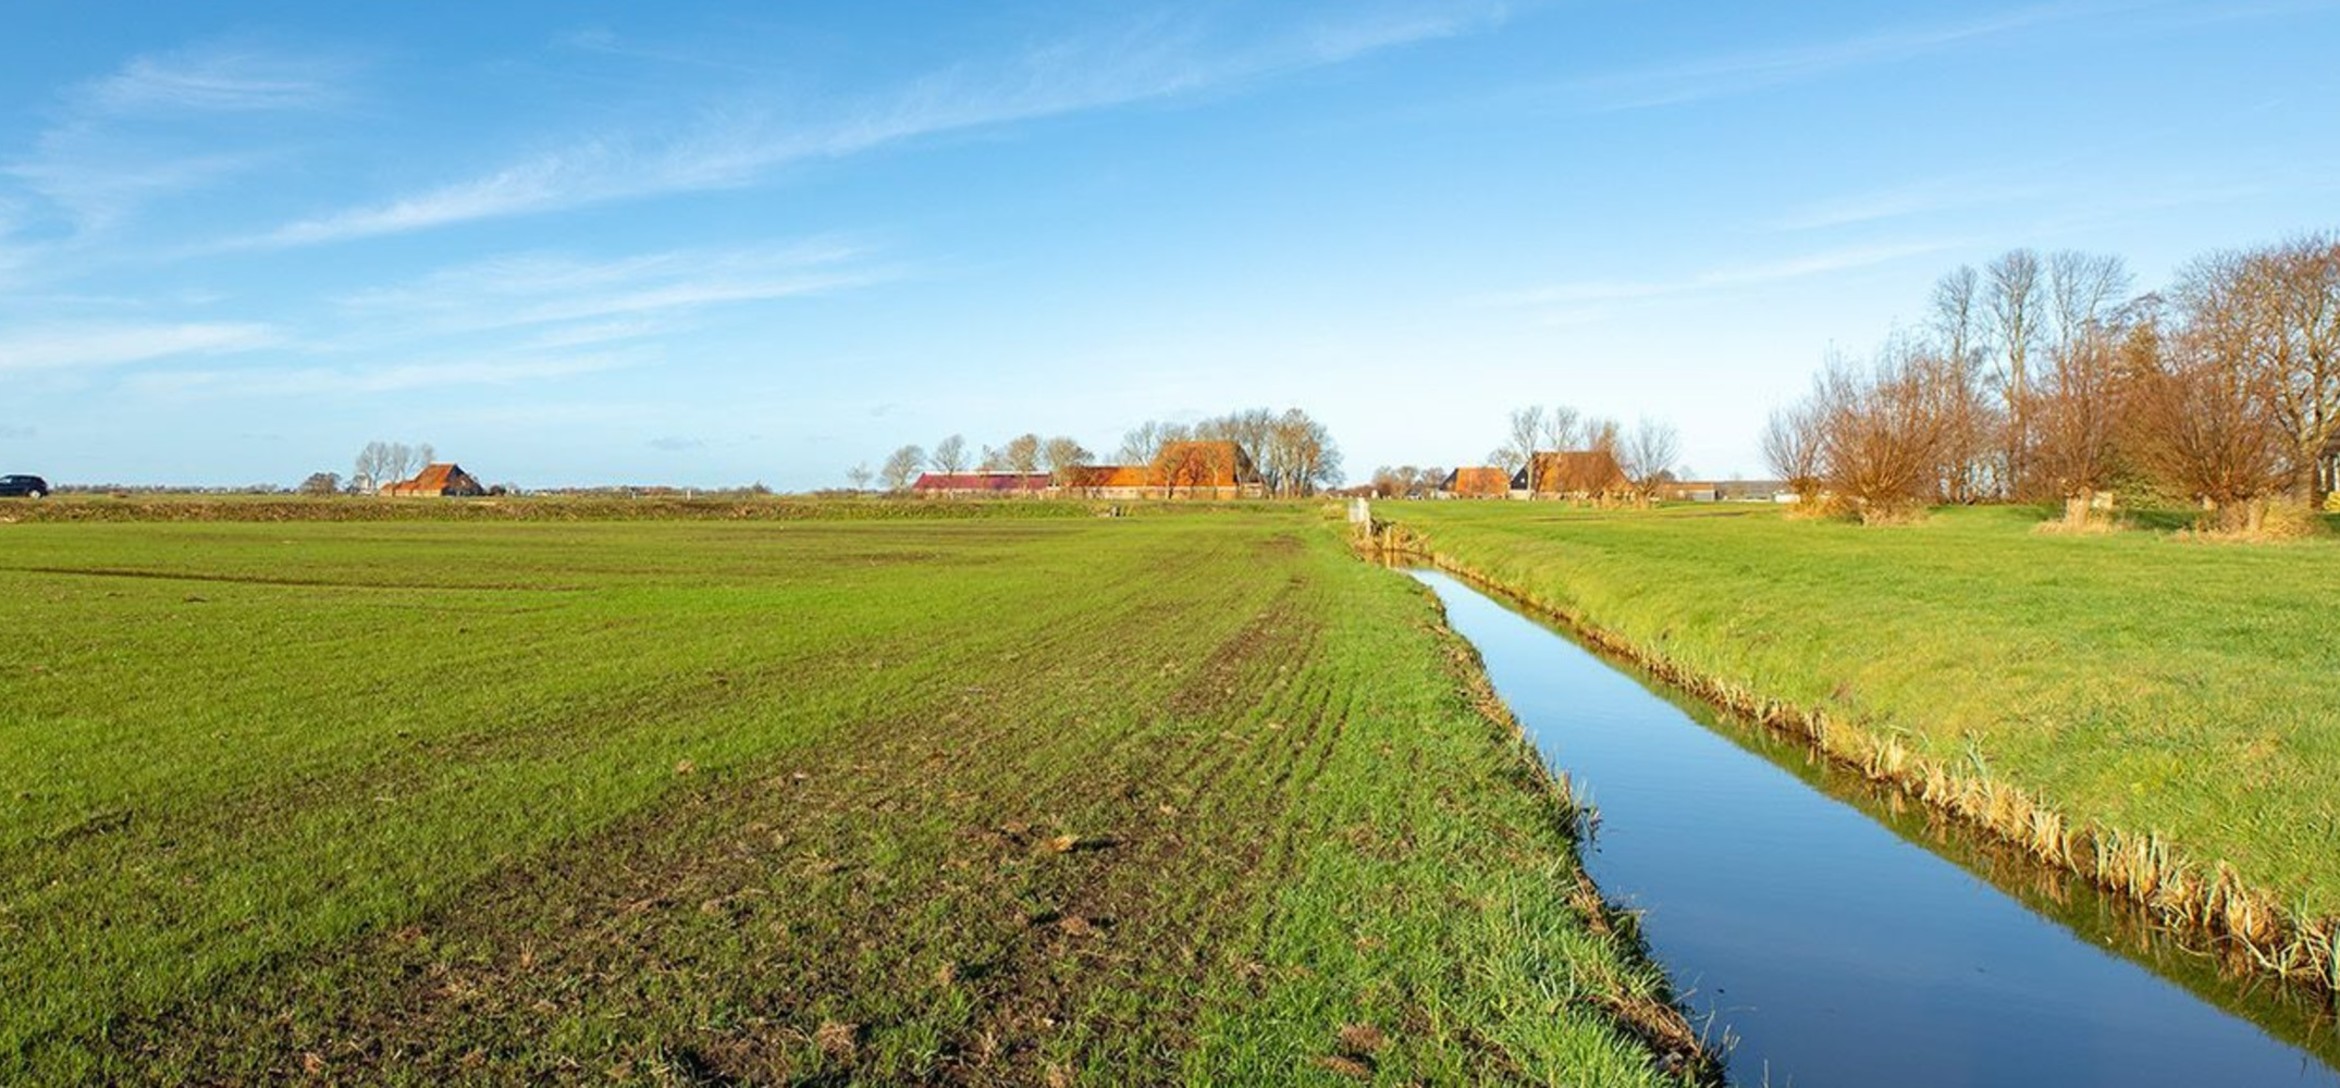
left=0, top=510, right=1701, bottom=1084
left=1390, top=502, right=2340, bottom=936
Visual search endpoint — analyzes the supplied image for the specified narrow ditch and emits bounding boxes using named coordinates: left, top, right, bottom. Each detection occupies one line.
left=1411, top=567, right=2340, bottom=1087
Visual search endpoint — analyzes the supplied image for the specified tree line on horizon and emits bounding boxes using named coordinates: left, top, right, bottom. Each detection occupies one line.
left=850, top=407, right=1345, bottom=498
left=1764, top=232, right=2340, bottom=531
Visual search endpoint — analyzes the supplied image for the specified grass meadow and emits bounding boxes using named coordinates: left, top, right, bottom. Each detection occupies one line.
left=1392, top=502, right=2340, bottom=958
left=0, top=509, right=1701, bottom=1085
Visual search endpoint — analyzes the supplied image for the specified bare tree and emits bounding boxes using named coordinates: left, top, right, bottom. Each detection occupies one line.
left=1493, top=405, right=1543, bottom=478
left=1041, top=435, right=1092, bottom=490
left=2047, top=251, right=2133, bottom=357
left=999, top=433, right=1042, bottom=492
left=1930, top=266, right=1996, bottom=502
left=845, top=463, right=874, bottom=492
left=1267, top=408, right=1340, bottom=497
left=931, top=434, right=969, bottom=476
left=1933, top=265, right=1987, bottom=370
left=1540, top=405, right=1584, bottom=455
left=388, top=442, right=420, bottom=485
left=1582, top=416, right=1621, bottom=454
left=2126, top=283, right=2289, bottom=530
left=1617, top=418, right=1681, bottom=503
left=1762, top=399, right=1824, bottom=504
left=353, top=441, right=390, bottom=493
left=2238, top=235, right=2340, bottom=503
left=298, top=472, right=341, bottom=496
left=1986, top=248, right=2045, bottom=497
left=2034, top=300, right=2139, bottom=526
left=1197, top=409, right=1274, bottom=470
left=1817, top=336, right=1952, bottom=521
left=880, top=444, right=926, bottom=493
left=1117, top=420, right=1190, bottom=465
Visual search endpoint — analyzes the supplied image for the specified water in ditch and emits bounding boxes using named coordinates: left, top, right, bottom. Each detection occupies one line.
left=1411, top=569, right=2340, bottom=1087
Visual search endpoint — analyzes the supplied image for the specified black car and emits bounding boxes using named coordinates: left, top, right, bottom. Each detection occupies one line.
left=0, top=474, right=49, bottom=498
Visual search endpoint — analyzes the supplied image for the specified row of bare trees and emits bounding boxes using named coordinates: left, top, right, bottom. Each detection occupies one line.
left=1767, top=234, right=2340, bottom=527
left=1490, top=405, right=1618, bottom=477
left=1120, top=407, right=1344, bottom=498
left=856, top=431, right=1097, bottom=494
left=849, top=407, right=1344, bottom=498
left=351, top=440, right=435, bottom=493
left=1368, top=465, right=1450, bottom=499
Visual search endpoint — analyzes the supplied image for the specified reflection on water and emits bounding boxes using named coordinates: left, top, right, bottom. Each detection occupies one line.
left=1411, top=569, right=2339, bottom=1087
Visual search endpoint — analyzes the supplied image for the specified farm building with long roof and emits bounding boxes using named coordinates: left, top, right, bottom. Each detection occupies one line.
left=382, top=463, right=487, bottom=497
left=911, top=472, right=1053, bottom=496
left=1514, top=450, right=1629, bottom=500
left=1437, top=466, right=1514, bottom=499
left=909, top=441, right=1266, bottom=500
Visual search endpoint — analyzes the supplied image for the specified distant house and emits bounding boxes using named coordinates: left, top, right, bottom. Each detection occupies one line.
left=1659, top=480, right=1722, bottom=503
left=1714, top=479, right=1788, bottom=502
left=911, top=472, right=1052, bottom=496
left=1437, top=466, right=1513, bottom=499
left=382, top=463, right=486, bottom=497
left=1514, top=450, right=1629, bottom=499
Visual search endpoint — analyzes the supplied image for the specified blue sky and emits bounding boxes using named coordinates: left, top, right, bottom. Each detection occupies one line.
left=3, top=1, right=2336, bottom=488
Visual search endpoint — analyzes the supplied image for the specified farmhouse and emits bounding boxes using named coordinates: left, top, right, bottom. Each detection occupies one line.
left=1093, top=440, right=1266, bottom=500
left=1515, top=450, right=1629, bottom=499
left=1659, top=480, right=1722, bottom=502
left=911, top=442, right=1267, bottom=500
left=912, top=472, right=1053, bottom=496
left=1437, top=466, right=1514, bottom=499
left=382, top=463, right=486, bottom=497
left=1025, top=442, right=1271, bottom=500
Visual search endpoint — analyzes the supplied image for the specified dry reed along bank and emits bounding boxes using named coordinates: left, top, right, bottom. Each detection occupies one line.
left=1392, top=501, right=2340, bottom=995
left=0, top=512, right=1706, bottom=1085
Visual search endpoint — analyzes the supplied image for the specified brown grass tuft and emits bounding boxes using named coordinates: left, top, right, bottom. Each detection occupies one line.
left=813, top=1019, right=859, bottom=1060
left=1336, top=1022, right=1388, bottom=1055
left=1315, top=1054, right=1375, bottom=1080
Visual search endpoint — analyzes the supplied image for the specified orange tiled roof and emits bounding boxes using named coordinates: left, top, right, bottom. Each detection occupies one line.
left=1445, top=467, right=1511, bottom=496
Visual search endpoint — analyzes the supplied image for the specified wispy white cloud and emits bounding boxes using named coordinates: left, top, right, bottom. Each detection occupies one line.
left=1573, top=3, right=2110, bottom=111
left=4, top=40, right=352, bottom=234
left=520, top=318, right=673, bottom=351
left=1770, top=176, right=2054, bottom=231
left=85, top=45, right=349, bottom=114
left=0, top=322, right=279, bottom=373
left=8, top=143, right=274, bottom=233
left=241, top=2, right=1503, bottom=248
left=334, top=240, right=895, bottom=336
left=1484, top=241, right=1958, bottom=309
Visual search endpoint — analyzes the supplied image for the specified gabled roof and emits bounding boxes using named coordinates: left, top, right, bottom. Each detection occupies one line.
left=912, top=472, right=1051, bottom=492
left=1066, top=464, right=1150, bottom=489
left=385, top=463, right=479, bottom=495
left=1520, top=450, right=1628, bottom=493
left=1151, top=440, right=1260, bottom=488
left=1440, top=466, right=1512, bottom=495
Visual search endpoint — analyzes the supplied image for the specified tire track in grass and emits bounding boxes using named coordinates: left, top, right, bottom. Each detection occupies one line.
left=955, top=556, right=1320, bottom=1077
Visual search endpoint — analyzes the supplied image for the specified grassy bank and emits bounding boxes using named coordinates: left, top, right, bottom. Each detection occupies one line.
left=1391, top=501, right=2340, bottom=991
left=0, top=513, right=1703, bottom=1084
